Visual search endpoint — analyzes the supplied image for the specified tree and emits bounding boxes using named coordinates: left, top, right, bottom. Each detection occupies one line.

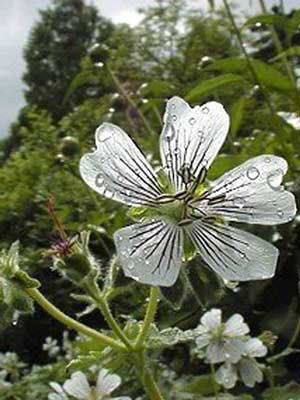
left=22, top=0, right=114, bottom=120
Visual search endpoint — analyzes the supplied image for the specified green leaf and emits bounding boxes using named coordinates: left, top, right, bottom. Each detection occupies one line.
left=263, top=382, right=300, bottom=400
left=206, top=58, right=294, bottom=92
left=146, top=326, right=196, bottom=349
left=272, top=46, right=300, bottom=61
left=184, top=375, right=218, bottom=395
left=185, top=74, right=246, bottom=102
left=243, top=14, right=289, bottom=30
left=229, top=96, right=248, bottom=138
left=64, top=70, right=95, bottom=103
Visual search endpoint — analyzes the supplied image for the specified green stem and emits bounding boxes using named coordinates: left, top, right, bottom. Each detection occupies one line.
left=135, top=286, right=160, bottom=349
left=92, top=292, right=134, bottom=351
left=26, top=288, right=126, bottom=352
left=106, top=65, right=157, bottom=138
left=134, top=352, right=165, bottom=400
left=210, top=363, right=219, bottom=399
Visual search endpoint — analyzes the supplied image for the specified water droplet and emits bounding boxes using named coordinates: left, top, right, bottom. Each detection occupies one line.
left=127, top=260, right=135, bottom=270
left=240, top=252, right=246, bottom=258
left=172, top=114, right=177, bottom=122
left=198, top=130, right=205, bottom=142
left=120, top=248, right=128, bottom=256
left=12, top=311, right=19, bottom=326
left=247, top=166, right=260, bottom=180
left=174, top=147, right=180, bottom=155
left=95, top=173, right=104, bottom=187
left=201, top=106, right=209, bottom=114
left=233, top=198, right=245, bottom=208
left=278, top=209, right=284, bottom=218
left=170, top=103, right=176, bottom=110
left=202, top=159, right=208, bottom=166
left=189, top=117, right=196, bottom=125
left=267, top=169, right=283, bottom=190
left=265, top=156, right=271, bottom=163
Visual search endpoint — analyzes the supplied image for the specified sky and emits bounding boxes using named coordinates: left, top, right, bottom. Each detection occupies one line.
left=0, top=0, right=299, bottom=139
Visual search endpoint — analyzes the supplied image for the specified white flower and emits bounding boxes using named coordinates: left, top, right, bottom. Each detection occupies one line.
left=195, top=309, right=250, bottom=364
left=48, top=369, right=131, bottom=400
left=215, top=337, right=267, bottom=389
left=80, top=96, right=296, bottom=287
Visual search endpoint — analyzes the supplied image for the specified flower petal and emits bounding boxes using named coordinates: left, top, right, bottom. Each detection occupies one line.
left=206, top=341, right=227, bottom=363
left=114, top=219, right=183, bottom=286
left=224, top=314, right=250, bottom=337
left=63, top=372, right=90, bottom=399
left=239, top=358, right=264, bottom=387
left=80, top=123, right=163, bottom=206
left=96, top=369, right=121, bottom=396
left=186, top=220, right=278, bottom=281
left=195, top=332, right=211, bottom=350
left=243, top=338, right=267, bottom=358
left=200, top=308, right=222, bottom=330
left=223, top=338, right=247, bottom=363
left=194, top=155, right=296, bottom=225
left=215, top=362, right=238, bottom=389
left=160, top=97, right=229, bottom=193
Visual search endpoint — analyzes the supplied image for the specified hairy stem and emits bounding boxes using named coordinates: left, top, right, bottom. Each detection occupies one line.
left=26, top=288, right=126, bottom=352
left=135, top=286, right=160, bottom=349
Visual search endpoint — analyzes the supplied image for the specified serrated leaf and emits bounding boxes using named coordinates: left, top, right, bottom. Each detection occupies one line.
left=206, top=58, right=294, bottom=92
left=185, top=74, right=246, bottom=102
left=146, top=327, right=196, bottom=349
left=67, top=351, right=103, bottom=371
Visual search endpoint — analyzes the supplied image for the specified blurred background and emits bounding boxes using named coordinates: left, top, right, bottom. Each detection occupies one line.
left=0, top=1, right=300, bottom=399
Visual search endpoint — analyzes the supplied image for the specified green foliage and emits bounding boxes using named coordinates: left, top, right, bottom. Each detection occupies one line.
left=23, top=0, right=114, bottom=120
left=1, top=0, right=300, bottom=399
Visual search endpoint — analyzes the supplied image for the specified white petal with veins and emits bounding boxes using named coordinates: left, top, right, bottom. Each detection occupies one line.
left=114, top=219, right=183, bottom=287
left=194, top=155, right=296, bottom=225
left=186, top=220, right=278, bottom=281
left=160, top=97, right=229, bottom=193
left=80, top=123, right=163, bottom=206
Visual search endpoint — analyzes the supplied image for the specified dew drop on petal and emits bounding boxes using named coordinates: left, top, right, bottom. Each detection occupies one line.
left=172, top=114, right=177, bottom=122
left=201, top=106, right=209, bottom=114
left=95, top=173, right=104, bottom=187
left=189, top=117, right=196, bottom=125
left=267, top=169, right=284, bottom=190
left=127, top=260, right=135, bottom=270
left=233, top=198, right=245, bottom=208
left=170, top=103, right=176, bottom=110
left=278, top=209, right=284, bottom=218
left=265, top=156, right=271, bottom=163
left=174, top=147, right=180, bottom=155
left=246, top=166, right=260, bottom=180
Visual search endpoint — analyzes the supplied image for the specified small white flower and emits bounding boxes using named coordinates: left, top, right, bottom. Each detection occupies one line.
left=215, top=337, right=267, bottom=389
left=195, top=308, right=249, bottom=364
left=80, top=96, right=296, bottom=287
left=49, top=369, right=131, bottom=400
